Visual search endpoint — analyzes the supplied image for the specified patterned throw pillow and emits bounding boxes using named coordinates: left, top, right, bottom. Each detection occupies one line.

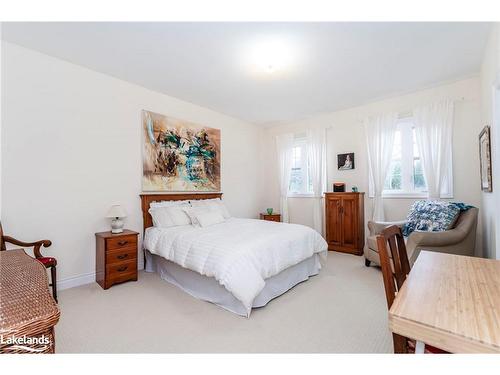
left=402, top=200, right=462, bottom=237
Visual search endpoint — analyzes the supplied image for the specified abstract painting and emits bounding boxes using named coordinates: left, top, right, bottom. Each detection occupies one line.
left=142, top=110, right=221, bottom=191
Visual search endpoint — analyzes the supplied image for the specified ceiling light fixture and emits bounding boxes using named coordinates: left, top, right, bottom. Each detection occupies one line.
left=246, top=37, right=295, bottom=75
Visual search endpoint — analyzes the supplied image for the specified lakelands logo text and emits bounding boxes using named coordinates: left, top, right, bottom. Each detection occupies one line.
left=0, top=334, right=50, bottom=353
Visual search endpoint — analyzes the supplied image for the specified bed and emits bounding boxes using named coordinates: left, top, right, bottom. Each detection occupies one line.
left=140, top=193, right=328, bottom=317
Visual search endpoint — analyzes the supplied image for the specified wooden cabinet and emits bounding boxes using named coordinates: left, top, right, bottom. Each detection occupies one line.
left=260, top=213, right=281, bottom=222
left=325, top=192, right=365, bottom=255
left=95, top=229, right=139, bottom=289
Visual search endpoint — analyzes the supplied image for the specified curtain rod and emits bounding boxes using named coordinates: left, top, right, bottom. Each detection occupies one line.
left=293, top=97, right=467, bottom=130
left=352, top=96, right=466, bottom=123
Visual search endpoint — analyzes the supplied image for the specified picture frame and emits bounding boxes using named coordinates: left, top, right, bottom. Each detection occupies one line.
left=479, top=125, right=492, bottom=192
left=337, top=152, right=355, bottom=170
left=141, top=110, right=221, bottom=192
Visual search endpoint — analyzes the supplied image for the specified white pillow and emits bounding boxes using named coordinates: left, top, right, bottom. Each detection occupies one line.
left=190, top=198, right=231, bottom=219
left=150, top=199, right=191, bottom=208
left=149, top=205, right=191, bottom=227
left=197, top=211, right=225, bottom=227
left=149, top=207, right=175, bottom=228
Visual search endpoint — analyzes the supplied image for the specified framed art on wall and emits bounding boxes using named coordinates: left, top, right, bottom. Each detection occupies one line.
left=142, top=110, right=221, bottom=192
left=337, top=153, right=355, bottom=170
left=479, top=125, right=492, bottom=192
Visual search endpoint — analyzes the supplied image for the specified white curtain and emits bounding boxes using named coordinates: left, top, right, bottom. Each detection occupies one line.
left=307, top=128, right=327, bottom=234
left=364, top=112, right=399, bottom=221
left=276, top=133, right=294, bottom=223
left=413, top=99, right=454, bottom=199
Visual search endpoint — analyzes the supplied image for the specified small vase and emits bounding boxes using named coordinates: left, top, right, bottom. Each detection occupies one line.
left=266, top=208, right=273, bottom=215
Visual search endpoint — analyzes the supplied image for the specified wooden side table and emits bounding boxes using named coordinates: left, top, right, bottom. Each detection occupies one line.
left=260, top=213, right=281, bottom=222
left=95, top=229, right=139, bottom=289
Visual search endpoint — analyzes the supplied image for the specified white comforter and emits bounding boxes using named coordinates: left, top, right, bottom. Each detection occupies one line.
left=144, top=218, right=328, bottom=314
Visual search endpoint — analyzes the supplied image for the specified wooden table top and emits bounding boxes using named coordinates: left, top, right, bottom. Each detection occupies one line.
left=389, top=251, right=500, bottom=353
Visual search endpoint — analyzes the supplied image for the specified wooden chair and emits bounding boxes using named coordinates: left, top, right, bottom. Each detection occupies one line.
left=0, top=221, right=57, bottom=302
left=376, top=225, right=446, bottom=354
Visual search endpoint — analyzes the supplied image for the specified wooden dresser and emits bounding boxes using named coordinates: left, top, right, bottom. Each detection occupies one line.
left=95, top=229, right=139, bottom=289
left=324, top=192, right=365, bottom=255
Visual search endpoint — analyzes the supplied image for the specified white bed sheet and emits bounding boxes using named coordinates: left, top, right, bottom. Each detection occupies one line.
left=143, top=218, right=328, bottom=316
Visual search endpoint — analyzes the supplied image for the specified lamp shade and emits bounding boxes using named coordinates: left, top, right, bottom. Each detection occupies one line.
left=106, top=205, right=127, bottom=218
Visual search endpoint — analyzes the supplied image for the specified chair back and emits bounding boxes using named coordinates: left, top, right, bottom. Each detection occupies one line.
left=0, top=221, right=5, bottom=251
left=376, top=225, right=412, bottom=353
left=376, top=225, right=411, bottom=309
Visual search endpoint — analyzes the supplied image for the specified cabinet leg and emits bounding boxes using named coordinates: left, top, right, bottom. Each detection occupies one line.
left=364, top=258, right=371, bottom=267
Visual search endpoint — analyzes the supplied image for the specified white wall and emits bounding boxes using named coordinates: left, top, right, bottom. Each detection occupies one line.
left=1, top=42, right=264, bottom=288
left=480, top=24, right=500, bottom=259
left=262, top=78, right=484, bottom=256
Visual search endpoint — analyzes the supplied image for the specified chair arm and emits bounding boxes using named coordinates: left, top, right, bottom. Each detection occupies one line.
left=3, top=236, right=52, bottom=258
left=367, top=220, right=407, bottom=235
left=407, top=228, right=467, bottom=248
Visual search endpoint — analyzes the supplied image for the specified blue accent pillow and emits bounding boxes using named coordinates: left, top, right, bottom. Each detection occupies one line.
left=402, top=201, right=471, bottom=237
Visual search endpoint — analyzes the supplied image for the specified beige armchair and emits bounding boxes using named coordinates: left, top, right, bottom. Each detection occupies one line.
left=364, top=207, right=478, bottom=267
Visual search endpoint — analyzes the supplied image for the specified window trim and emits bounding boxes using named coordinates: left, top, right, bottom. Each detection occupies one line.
left=382, top=120, right=429, bottom=198
left=288, top=137, right=314, bottom=196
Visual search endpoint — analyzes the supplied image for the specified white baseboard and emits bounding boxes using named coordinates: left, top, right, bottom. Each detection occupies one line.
left=58, top=272, right=96, bottom=291
left=57, top=264, right=145, bottom=291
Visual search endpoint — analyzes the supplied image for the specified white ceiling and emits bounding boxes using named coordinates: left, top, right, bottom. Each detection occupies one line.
left=1, top=22, right=492, bottom=125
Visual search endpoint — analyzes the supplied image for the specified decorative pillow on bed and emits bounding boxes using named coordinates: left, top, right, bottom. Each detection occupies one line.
left=196, top=211, right=225, bottom=227
left=149, top=205, right=192, bottom=227
left=401, top=200, right=461, bottom=237
left=190, top=198, right=231, bottom=219
left=183, top=206, right=225, bottom=227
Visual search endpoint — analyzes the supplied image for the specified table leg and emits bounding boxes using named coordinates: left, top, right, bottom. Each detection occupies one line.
left=415, top=340, right=425, bottom=354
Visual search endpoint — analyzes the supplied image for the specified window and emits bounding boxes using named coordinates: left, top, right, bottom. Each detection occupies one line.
left=289, top=137, right=313, bottom=195
left=383, top=120, right=428, bottom=197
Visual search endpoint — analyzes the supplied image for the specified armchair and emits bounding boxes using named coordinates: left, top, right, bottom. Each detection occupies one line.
left=364, top=207, right=478, bottom=267
left=0, top=221, right=57, bottom=302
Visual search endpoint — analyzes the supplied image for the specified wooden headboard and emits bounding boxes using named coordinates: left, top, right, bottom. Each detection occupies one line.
left=139, top=193, right=223, bottom=231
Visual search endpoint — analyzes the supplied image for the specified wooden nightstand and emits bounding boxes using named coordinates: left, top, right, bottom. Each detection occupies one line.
left=260, top=213, right=281, bottom=222
left=95, top=229, right=139, bottom=289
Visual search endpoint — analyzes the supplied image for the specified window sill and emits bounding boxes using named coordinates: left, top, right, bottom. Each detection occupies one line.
left=382, top=192, right=428, bottom=199
left=380, top=192, right=454, bottom=199
left=287, top=194, right=316, bottom=198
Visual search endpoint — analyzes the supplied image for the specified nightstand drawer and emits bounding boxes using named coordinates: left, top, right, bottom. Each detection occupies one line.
left=106, top=259, right=137, bottom=277
left=106, top=246, right=137, bottom=265
left=106, top=234, right=137, bottom=250
left=260, top=213, right=281, bottom=222
left=107, top=271, right=137, bottom=287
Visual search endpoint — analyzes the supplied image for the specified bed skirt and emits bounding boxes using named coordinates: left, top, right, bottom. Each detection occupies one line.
left=145, top=250, right=322, bottom=317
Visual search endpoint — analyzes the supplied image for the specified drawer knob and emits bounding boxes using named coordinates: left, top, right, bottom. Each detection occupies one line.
left=117, top=266, right=128, bottom=272
left=117, top=254, right=128, bottom=260
left=117, top=240, right=128, bottom=246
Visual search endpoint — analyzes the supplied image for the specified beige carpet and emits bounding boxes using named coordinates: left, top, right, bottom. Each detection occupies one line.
left=56, top=252, right=392, bottom=353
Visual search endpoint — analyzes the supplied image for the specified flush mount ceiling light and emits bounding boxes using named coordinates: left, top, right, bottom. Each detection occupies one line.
left=246, top=37, right=296, bottom=75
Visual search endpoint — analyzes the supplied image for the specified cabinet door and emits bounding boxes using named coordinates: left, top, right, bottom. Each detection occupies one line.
left=341, top=195, right=358, bottom=249
left=326, top=196, right=342, bottom=246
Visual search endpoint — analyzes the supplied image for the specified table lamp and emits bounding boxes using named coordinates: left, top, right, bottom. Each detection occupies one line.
left=106, top=205, right=127, bottom=234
